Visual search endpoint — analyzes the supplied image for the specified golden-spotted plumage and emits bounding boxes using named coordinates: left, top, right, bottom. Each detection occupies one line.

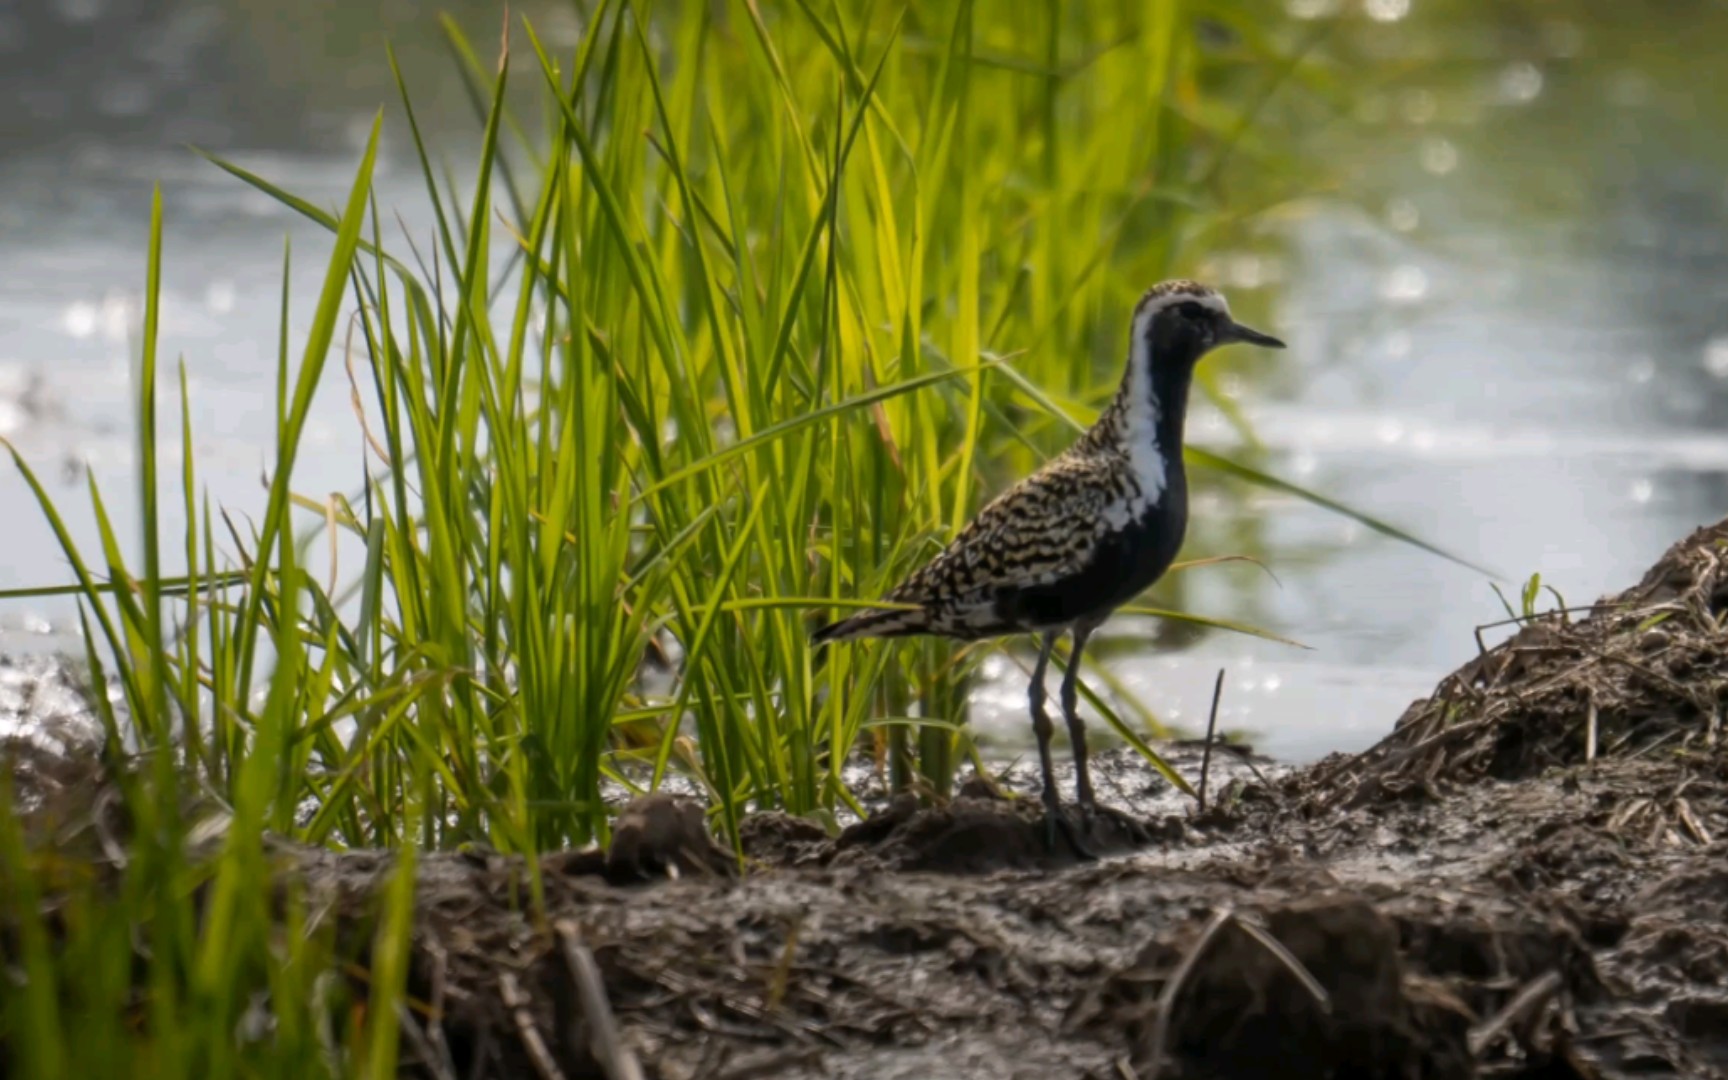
left=813, top=281, right=1286, bottom=851
left=863, top=432, right=1142, bottom=638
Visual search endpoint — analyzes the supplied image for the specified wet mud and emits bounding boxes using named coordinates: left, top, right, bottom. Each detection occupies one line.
left=15, top=521, right=1728, bottom=1077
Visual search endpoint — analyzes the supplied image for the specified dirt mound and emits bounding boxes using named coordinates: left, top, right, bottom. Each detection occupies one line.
left=1306, top=519, right=1728, bottom=808
left=13, top=743, right=1728, bottom=1078
left=826, top=791, right=1175, bottom=872
left=256, top=738, right=1727, bottom=1080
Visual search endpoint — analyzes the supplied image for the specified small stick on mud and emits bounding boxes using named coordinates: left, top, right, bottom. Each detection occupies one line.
left=555, top=920, right=646, bottom=1080
left=500, top=971, right=569, bottom=1080
left=715, top=1047, right=826, bottom=1080
left=1675, top=797, right=1713, bottom=846
left=1468, top=970, right=1563, bottom=1058
left=1585, top=694, right=1599, bottom=763
left=425, top=940, right=458, bottom=1079
left=1145, top=908, right=1235, bottom=1079
left=397, top=1002, right=458, bottom=1080
left=1144, top=908, right=1332, bottom=1079
left=766, top=913, right=804, bottom=1012
left=1473, top=603, right=1628, bottom=641
left=1591, top=648, right=1698, bottom=706
left=465, top=1025, right=496, bottom=1080
left=1235, top=752, right=1282, bottom=797
left=1197, top=669, right=1225, bottom=812
left=1230, top=916, right=1332, bottom=1015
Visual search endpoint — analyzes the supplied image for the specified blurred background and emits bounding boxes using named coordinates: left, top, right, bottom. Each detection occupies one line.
left=3, top=0, right=1727, bottom=761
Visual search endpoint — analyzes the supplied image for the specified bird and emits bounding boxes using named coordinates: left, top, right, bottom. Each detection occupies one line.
left=812, top=280, right=1285, bottom=852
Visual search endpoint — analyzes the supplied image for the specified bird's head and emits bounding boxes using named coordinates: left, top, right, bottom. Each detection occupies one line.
left=1131, top=280, right=1286, bottom=372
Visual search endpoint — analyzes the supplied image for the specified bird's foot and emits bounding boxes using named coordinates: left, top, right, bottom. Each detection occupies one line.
left=1079, top=800, right=1157, bottom=848
left=1043, top=806, right=1099, bottom=862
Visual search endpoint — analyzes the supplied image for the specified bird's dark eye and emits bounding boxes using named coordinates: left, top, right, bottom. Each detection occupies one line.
left=1177, top=301, right=1209, bottom=320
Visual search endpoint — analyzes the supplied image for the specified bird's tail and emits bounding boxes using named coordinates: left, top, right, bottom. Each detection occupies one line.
left=810, top=605, right=930, bottom=645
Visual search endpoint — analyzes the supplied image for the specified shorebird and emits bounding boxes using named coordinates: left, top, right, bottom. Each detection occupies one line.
left=812, top=281, right=1285, bottom=850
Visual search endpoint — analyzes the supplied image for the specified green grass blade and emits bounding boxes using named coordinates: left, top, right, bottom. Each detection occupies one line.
left=1186, top=447, right=1497, bottom=578
left=633, top=364, right=990, bottom=502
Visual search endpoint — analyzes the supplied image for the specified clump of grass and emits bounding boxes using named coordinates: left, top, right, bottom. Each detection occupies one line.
left=0, top=2, right=1469, bottom=1069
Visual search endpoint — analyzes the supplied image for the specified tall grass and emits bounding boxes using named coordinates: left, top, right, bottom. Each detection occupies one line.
left=0, top=1, right=1460, bottom=1070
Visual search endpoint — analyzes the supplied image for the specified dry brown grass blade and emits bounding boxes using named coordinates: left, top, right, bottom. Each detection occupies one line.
left=500, top=972, right=567, bottom=1080
left=1468, top=970, right=1563, bottom=1058
left=556, top=920, right=646, bottom=1080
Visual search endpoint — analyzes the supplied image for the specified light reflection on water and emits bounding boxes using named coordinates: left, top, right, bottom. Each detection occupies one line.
left=6, top=1, right=1728, bottom=763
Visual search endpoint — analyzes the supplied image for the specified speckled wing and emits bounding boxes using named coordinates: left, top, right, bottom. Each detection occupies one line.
left=907, top=457, right=1118, bottom=635
left=809, top=451, right=1129, bottom=643
left=808, top=453, right=1120, bottom=644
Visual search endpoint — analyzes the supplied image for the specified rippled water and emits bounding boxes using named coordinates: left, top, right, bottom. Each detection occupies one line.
left=6, top=1, right=1728, bottom=762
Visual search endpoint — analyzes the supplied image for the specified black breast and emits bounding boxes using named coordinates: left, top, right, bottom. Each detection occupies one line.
left=996, top=473, right=1190, bottom=631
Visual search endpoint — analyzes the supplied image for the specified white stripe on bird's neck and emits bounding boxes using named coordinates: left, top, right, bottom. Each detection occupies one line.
left=1114, top=322, right=1167, bottom=524
left=1098, top=288, right=1226, bottom=528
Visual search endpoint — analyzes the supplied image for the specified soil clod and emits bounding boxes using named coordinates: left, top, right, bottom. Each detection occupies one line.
left=830, top=793, right=1163, bottom=872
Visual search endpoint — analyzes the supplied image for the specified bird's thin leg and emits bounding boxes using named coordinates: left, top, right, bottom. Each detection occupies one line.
left=1061, top=624, right=1097, bottom=812
left=1031, top=632, right=1094, bottom=859
left=1029, top=631, right=1061, bottom=821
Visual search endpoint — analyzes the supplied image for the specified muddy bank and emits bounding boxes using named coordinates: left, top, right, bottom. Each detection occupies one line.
left=13, top=522, right=1728, bottom=1077
left=293, top=744, right=1723, bottom=1080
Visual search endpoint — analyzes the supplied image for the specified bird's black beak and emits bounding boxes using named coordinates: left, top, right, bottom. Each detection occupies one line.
left=1221, top=319, right=1286, bottom=349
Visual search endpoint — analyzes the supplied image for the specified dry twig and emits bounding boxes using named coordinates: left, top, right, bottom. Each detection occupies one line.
left=1468, top=970, right=1563, bottom=1058
left=555, top=920, right=646, bottom=1080
left=500, top=971, right=568, bottom=1080
left=1144, top=908, right=1330, bottom=1078
left=1145, top=908, right=1235, bottom=1080
left=397, top=1002, right=459, bottom=1080
left=1675, top=797, right=1713, bottom=845
left=425, top=940, right=458, bottom=1078
left=1197, top=669, right=1225, bottom=812
left=1230, top=915, right=1332, bottom=1015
